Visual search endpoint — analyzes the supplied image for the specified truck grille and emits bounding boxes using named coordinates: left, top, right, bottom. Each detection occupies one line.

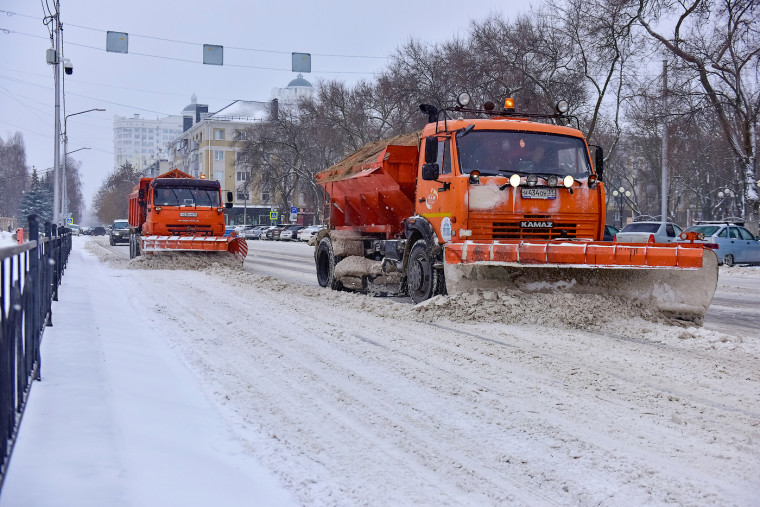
left=166, top=224, right=214, bottom=236
left=469, top=214, right=586, bottom=240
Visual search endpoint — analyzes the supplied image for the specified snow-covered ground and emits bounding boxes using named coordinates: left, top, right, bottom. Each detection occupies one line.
left=2, top=236, right=759, bottom=506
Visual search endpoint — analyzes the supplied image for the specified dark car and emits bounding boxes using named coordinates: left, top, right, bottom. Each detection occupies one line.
left=109, top=219, right=130, bottom=245
left=91, top=226, right=106, bottom=236
left=603, top=224, right=620, bottom=242
left=265, top=225, right=288, bottom=241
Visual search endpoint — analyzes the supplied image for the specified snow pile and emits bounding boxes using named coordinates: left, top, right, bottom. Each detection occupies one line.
left=408, top=289, right=665, bottom=329
left=83, top=239, right=242, bottom=271
left=127, top=252, right=243, bottom=271
left=0, top=231, right=17, bottom=246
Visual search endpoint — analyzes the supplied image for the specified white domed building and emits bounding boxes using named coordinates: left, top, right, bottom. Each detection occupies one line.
left=271, top=73, right=314, bottom=104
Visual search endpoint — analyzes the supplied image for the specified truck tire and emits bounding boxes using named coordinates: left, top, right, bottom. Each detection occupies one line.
left=316, top=236, right=342, bottom=290
left=129, top=233, right=141, bottom=260
left=406, top=240, right=437, bottom=303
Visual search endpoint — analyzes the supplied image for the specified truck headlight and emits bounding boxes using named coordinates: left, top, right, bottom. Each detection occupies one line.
left=510, top=174, right=521, bottom=187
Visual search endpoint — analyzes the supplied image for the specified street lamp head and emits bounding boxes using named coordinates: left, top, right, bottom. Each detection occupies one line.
left=619, top=186, right=625, bottom=193
left=718, top=191, right=724, bottom=198
left=625, top=190, right=631, bottom=197
left=612, top=190, right=619, bottom=196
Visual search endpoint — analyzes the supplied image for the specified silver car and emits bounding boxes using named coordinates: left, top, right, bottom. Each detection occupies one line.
left=615, top=221, right=683, bottom=244
left=677, top=222, right=760, bottom=266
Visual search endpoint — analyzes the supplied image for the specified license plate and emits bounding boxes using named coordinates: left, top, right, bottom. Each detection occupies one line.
left=521, top=188, right=556, bottom=199
left=180, top=212, right=197, bottom=217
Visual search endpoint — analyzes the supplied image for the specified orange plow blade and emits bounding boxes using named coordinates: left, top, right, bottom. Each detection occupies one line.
left=141, top=235, right=248, bottom=262
left=443, top=240, right=719, bottom=324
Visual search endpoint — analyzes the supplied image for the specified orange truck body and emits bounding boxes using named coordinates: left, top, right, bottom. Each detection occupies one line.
left=127, top=169, right=247, bottom=261
left=314, top=102, right=718, bottom=322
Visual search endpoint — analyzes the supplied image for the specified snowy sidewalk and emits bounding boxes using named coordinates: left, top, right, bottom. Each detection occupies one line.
left=0, top=246, right=295, bottom=507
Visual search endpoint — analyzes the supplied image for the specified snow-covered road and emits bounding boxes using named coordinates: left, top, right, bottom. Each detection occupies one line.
left=77, top=236, right=760, bottom=505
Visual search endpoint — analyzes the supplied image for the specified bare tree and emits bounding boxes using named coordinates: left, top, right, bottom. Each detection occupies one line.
left=0, top=132, right=29, bottom=221
left=638, top=0, right=760, bottom=229
left=92, top=162, right=141, bottom=224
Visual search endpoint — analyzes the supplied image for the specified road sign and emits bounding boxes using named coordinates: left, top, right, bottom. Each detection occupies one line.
left=66, top=217, right=73, bottom=225
left=270, top=211, right=279, bottom=221
left=290, top=207, right=297, bottom=214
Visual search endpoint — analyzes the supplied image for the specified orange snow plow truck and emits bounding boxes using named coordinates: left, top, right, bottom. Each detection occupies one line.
left=127, top=169, right=247, bottom=262
left=313, top=95, right=718, bottom=323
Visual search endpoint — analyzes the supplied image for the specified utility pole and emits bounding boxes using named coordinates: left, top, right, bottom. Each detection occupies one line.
left=52, top=0, right=62, bottom=224
left=661, top=60, right=668, bottom=223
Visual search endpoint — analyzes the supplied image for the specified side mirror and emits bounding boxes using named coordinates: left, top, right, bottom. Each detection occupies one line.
left=138, top=189, right=145, bottom=199
left=591, top=145, right=604, bottom=182
left=421, top=163, right=440, bottom=181
left=226, top=191, right=233, bottom=202
left=225, top=202, right=233, bottom=209
left=424, top=137, right=438, bottom=164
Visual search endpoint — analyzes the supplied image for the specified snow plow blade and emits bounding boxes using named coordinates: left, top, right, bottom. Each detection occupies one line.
left=141, top=235, right=248, bottom=262
left=443, top=241, right=718, bottom=324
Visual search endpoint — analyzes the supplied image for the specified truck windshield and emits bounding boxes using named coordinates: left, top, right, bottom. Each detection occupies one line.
left=456, top=131, right=592, bottom=178
left=154, top=187, right=221, bottom=207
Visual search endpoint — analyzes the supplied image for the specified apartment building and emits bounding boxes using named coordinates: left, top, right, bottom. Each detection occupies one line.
left=113, top=113, right=182, bottom=171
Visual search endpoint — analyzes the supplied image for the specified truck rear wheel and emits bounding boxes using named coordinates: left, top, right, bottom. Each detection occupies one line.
left=406, top=240, right=437, bottom=303
left=316, top=236, right=342, bottom=290
left=129, top=233, right=141, bottom=260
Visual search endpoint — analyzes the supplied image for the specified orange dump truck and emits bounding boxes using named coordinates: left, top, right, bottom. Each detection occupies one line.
left=127, top=169, right=247, bottom=261
left=313, top=96, right=718, bottom=323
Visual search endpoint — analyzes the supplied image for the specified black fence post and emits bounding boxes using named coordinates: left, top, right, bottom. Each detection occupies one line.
left=44, top=222, right=54, bottom=325
left=27, top=216, right=41, bottom=381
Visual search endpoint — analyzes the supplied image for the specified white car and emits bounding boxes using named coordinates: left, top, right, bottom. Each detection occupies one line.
left=279, top=226, right=304, bottom=241
left=615, top=221, right=683, bottom=244
left=297, top=225, right=325, bottom=242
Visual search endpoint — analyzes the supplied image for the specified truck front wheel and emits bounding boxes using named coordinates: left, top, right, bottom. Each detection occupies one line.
left=406, top=240, right=437, bottom=303
left=316, top=236, right=342, bottom=290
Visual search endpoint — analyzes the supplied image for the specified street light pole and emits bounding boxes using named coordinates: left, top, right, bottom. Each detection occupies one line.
left=612, top=186, right=631, bottom=228
left=62, top=108, right=105, bottom=221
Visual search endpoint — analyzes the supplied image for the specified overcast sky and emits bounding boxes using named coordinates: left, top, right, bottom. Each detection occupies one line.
left=1, top=0, right=533, bottom=212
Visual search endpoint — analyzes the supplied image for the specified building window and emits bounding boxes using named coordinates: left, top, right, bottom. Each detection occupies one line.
left=214, top=150, right=224, bottom=161
left=214, top=129, right=225, bottom=140
left=261, top=190, right=270, bottom=202
left=236, top=171, right=247, bottom=181
left=236, top=191, right=250, bottom=201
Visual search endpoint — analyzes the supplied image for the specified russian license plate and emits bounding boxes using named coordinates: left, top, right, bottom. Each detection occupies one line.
left=521, top=188, right=556, bottom=199
left=180, top=212, right=197, bottom=217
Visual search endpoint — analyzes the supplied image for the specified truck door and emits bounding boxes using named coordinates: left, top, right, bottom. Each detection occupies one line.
left=418, top=135, right=458, bottom=243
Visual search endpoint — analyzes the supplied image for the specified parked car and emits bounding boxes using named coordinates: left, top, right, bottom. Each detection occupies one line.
left=603, top=224, right=619, bottom=242
left=109, top=219, right=130, bottom=245
left=265, top=225, right=288, bottom=241
left=244, top=226, right=267, bottom=240
left=297, top=225, right=325, bottom=242
left=279, top=226, right=304, bottom=241
left=91, top=226, right=106, bottom=236
left=677, top=222, right=760, bottom=266
left=615, top=221, right=683, bottom=244
left=69, top=224, right=81, bottom=236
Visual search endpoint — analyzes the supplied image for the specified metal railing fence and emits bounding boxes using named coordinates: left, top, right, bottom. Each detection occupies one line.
left=0, top=215, right=71, bottom=492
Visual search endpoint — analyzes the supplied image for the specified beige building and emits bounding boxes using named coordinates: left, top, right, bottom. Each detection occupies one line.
left=167, top=99, right=276, bottom=224
left=167, top=77, right=317, bottom=225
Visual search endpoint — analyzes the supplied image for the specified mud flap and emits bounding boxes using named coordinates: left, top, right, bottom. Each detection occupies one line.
left=444, top=247, right=719, bottom=324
